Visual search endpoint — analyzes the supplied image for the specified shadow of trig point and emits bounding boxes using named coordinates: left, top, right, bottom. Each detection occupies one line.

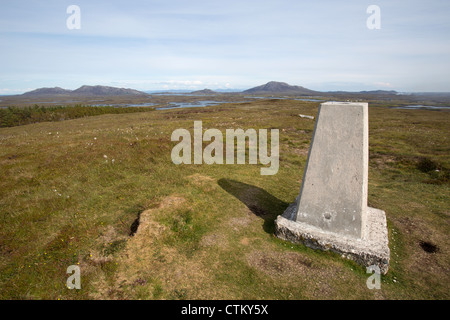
left=275, top=102, right=390, bottom=274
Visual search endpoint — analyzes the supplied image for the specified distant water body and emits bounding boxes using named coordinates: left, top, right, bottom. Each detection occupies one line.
left=391, top=105, right=450, bottom=110
left=156, top=100, right=238, bottom=110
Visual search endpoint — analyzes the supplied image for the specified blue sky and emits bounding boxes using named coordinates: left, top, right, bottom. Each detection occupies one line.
left=1, top=0, right=449, bottom=94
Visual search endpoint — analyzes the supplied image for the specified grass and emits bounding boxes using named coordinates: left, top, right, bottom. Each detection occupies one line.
left=0, top=99, right=449, bottom=299
left=0, top=105, right=155, bottom=128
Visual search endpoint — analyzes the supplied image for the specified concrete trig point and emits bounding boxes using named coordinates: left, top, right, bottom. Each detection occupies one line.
left=275, top=102, right=390, bottom=274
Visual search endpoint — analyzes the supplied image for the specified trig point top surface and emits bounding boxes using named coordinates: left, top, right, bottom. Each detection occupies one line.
left=295, top=102, right=369, bottom=239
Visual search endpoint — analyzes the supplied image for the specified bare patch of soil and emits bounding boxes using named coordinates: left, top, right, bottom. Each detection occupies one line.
left=246, top=250, right=314, bottom=278
left=419, top=241, right=439, bottom=253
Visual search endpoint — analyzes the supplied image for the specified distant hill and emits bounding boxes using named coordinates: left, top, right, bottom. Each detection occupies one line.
left=190, top=89, right=216, bottom=95
left=72, top=85, right=146, bottom=96
left=20, top=83, right=403, bottom=99
left=22, top=87, right=72, bottom=96
left=243, top=81, right=319, bottom=95
left=357, top=90, right=397, bottom=95
left=22, top=85, right=148, bottom=96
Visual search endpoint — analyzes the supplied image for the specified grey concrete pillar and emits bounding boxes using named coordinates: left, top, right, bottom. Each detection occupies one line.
left=295, top=102, right=368, bottom=239
left=275, top=102, right=390, bottom=274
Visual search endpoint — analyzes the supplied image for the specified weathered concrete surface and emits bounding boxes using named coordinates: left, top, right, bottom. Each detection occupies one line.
left=275, top=199, right=390, bottom=274
left=295, top=102, right=369, bottom=238
left=275, top=102, right=390, bottom=273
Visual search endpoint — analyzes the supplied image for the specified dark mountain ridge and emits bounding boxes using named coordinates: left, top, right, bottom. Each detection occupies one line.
left=22, top=87, right=72, bottom=96
left=20, top=82, right=405, bottom=98
left=22, top=85, right=148, bottom=96
left=190, top=88, right=217, bottom=95
left=243, top=81, right=320, bottom=95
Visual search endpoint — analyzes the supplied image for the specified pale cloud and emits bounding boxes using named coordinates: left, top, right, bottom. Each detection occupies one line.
left=373, top=82, right=392, bottom=88
left=152, top=80, right=204, bottom=90
left=0, top=88, right=34, bottom=95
